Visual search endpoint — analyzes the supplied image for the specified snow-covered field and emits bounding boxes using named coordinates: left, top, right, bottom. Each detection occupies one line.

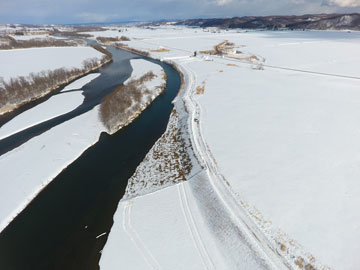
left=0, top=46, right=103, bottom=82
left=0, top=59, right=164, bottom=233
left=9, top=34, right=67, bottom=40
left=98, top=27, right=360, bottom=270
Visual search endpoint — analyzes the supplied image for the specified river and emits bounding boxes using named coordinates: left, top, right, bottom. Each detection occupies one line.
left=0, top=44, right=181, bottom=270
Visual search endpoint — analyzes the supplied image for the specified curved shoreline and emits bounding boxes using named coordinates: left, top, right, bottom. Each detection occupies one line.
left=0, top=50, right=182, bottom=270
left=102, top=44, right=293, bottom=269
left=177, top=61, right=291, bottom=269
left=0, top=52, right=168, bottom=234
left=0, top=48, right=112, bottom=118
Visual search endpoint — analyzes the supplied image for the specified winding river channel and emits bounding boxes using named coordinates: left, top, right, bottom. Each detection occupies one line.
left=0, top=43, right=181, bottom=269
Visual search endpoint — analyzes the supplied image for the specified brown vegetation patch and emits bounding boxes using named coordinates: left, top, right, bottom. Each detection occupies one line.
left=295, top=257, right=305, bottom=268
left=100, top=71, right=164, bottom=133
left=150, top=109, right=193, bottom=178
left=219, top=70, right=224, bottom=72
left=124, top=109, right=193, bottom=198
left=200, top=40, right=236, bottom=55
left=151, top=48, right=170, bottom=53
left=90, top=44, right=112, bottom=60
left=196, top=81, right=206, bottom=95
left=96, top=36, right=130, bottom=44
left=226, top=63, right=238, bottom=67
left=249, top=55, right=259, bottom=62
left=114, top=43, right=150, bottom=57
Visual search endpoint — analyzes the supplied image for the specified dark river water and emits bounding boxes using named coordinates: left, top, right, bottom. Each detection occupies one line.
left=0, top=44, right=181, bottom=270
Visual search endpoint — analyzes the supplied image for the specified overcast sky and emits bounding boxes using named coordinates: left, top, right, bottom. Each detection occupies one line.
left=1, top=0, right=359, bottom=24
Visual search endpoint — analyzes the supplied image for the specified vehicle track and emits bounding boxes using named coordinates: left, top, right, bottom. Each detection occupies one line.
left=177, top=183, right=215, bottom=270
left=122, top=200, right=161, bottom=269
left=178, top=59, right=292, bottom=270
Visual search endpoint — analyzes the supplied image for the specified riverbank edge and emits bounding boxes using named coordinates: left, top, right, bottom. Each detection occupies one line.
left=0, top=50, right=112, bottom=117
left=104, top=64, right=167, bottom=135
left=101, top=44, right=298, bottom=270
left=0, top=54, right=167, bottom=234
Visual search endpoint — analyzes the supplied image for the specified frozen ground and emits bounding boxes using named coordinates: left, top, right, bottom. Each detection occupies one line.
left=0, top=59, right=162, bottom=233
left=99, top=27, right=360, bottom=270
left=0, top=46, right=103, bottom=82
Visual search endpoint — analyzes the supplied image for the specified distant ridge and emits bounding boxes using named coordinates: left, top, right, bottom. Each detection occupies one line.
left=152, top=14, right=360, bottom=31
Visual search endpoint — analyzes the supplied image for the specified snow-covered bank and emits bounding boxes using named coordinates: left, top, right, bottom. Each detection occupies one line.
left=100, top=59, right=166, bottom=134
left=101, top=172, right=275, bottom=270
left=123, top=100, right=199, bottom=199
left=99, top=27, right=360, bottom=270
left=0, top=91, right=84, bottom=140
left=0, top=73, right=100, bottom=140
left=0, top=46, right=103, bottom=82
left=0, top=58, right=164, bottom=233
left=61, top=73, right=100, bottom=92
left=0, top=46, right=109, bottom=116
left=0, top=106, right=105, bottom=233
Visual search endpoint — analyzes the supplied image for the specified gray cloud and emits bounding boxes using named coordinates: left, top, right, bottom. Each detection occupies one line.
left=0, top=0, right=359, bottom=24
left=322, top=0, right=360, bottom=7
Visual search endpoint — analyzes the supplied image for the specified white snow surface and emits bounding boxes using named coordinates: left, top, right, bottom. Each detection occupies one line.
left=10, top=34, right=67, bottom=40
left=0, top=73, right=100, bottom=140
left=61, top=73, right=100, bottom=92
left=100, top=174, right=271, bottom=270
left=99, top=27, right=360, bottom=270
left=0, top=46, right=103, bottom=82
left=0, top=91, right=84, bottom=140
left=0, top=58, right=161, bottom=233
left=125, top=59, right=163, bottom=88
left=0, top=106, right=105, bottom=233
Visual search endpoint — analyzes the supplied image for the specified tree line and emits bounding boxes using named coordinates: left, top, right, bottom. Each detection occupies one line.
left=100, top=71, right=161, bottom=133
left=0, top=56, right=110, bottom=113
left=0, top=35, right=77, bottom=50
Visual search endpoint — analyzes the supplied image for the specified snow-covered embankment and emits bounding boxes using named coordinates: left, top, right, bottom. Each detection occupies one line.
left=99, top=27, right=360, bottom=270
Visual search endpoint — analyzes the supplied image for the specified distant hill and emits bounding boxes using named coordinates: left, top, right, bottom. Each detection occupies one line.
left=156, top=14, right=360, bottom=31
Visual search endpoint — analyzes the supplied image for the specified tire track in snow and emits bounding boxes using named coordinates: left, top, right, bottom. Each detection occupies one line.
left=179, top=61, right=291, bottom=270
left=122, top=200, right=161, bottom=269
left=177, top=184, right=215, bottom=270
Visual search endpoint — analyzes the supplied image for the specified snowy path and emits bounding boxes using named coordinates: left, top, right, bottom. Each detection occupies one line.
left=178, top=59, right=291, bottom=270
left=177, top=183, right=215, bottom=270
left=122, top=200, right=161, bottom=269
left=99, top=28, right=360, bottom=270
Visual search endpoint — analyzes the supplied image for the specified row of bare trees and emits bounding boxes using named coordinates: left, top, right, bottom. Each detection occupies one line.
left=0, top=35, right=77, bottom=50
left=114, top=43, right=150, bottom=57
left=0, top=56, right=109, bottom=112
left=100, top=72, right=157, bottom=133
left=96, top=36, right=130, bottom=44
